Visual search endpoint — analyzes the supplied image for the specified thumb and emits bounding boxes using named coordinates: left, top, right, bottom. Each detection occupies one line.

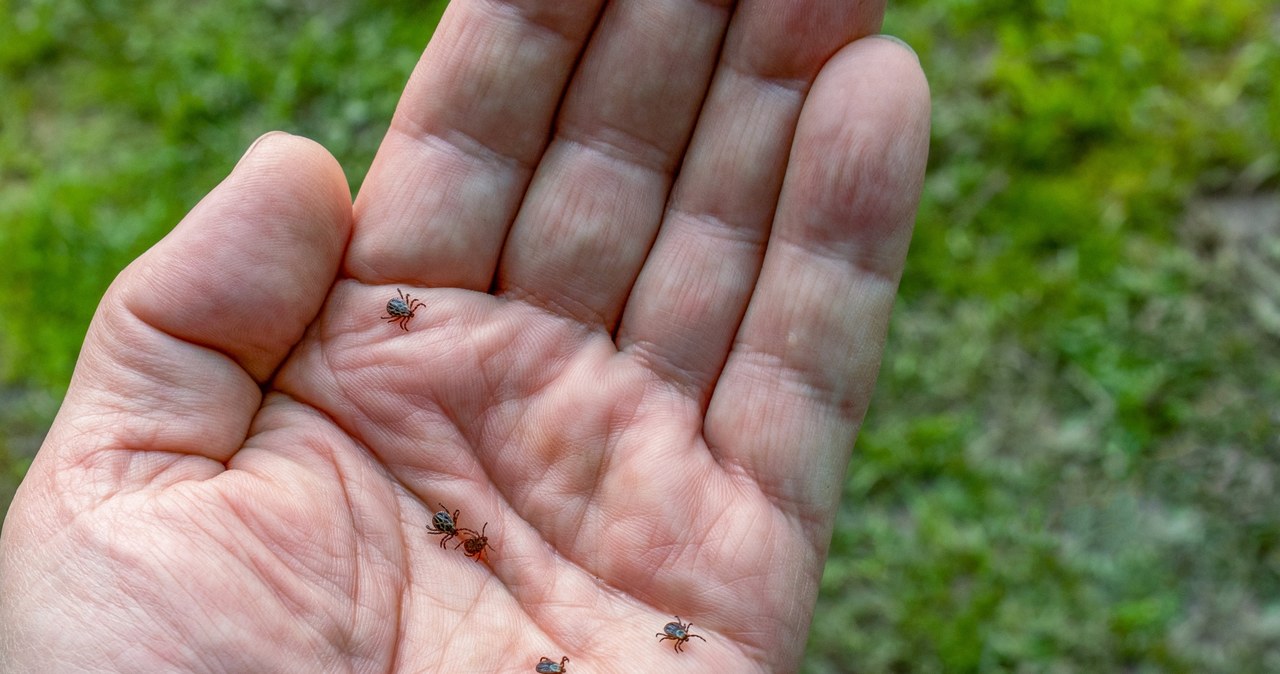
left=30, top=132, right=351, bottom=495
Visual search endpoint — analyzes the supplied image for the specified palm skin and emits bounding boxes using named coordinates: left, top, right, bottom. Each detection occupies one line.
left=0, top=2, right=928, bottom=672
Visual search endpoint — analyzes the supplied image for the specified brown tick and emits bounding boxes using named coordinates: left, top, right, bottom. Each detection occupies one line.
left=535, top=656, right=569, bottom=673
left=455, top=521, right=494, bottom=562
left=426, top=503, right=476, bottom=549
left=381, top=288, right=424, bottom=331
left=656, top=616, right=706, bottom=653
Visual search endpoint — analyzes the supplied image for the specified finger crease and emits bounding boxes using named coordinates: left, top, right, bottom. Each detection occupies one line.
left=668, top=206, right=771, bottom=248
left=723, top=57, right=811, bottom=98
left=557, top=126, right=676, bottom=177
left=775, top=234, right=904, bottom=289
left=502, top=285, right=611, bottom=333
left=478, top=0, right=599, bottom=44
left=390, top=117, right=538, bottom=176
left=624, top=338, right=710, bottom=402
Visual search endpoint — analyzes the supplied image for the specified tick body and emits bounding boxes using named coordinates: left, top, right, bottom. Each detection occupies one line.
left=455, top=521, right=494, bottom=562
left=535, top=656, right=569, bottom=673
left=426, top=503, right=476, bottom=549
left=381, top=288, right=424, bottom=331
left=656, top=616, right=706, bottom=653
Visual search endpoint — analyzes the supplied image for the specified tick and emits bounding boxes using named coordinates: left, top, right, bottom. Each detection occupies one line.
left=656, top=616, right=706, bottom=653
left=426, top=503, right=476, bottom=549
left=381, top=288, right=424, bottom=331
left=535, top=656, right=569, bottom=673
left=455, top=521, right=495, bottom=562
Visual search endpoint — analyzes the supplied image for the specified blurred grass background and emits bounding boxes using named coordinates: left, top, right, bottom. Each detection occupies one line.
left=2, top=0, right=1278, bottom=671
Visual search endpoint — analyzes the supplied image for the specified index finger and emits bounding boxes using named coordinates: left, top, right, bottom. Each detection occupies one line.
left=347, top=2, right=605, bottom=289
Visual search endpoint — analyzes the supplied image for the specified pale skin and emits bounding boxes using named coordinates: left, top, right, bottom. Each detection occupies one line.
left=0, top=1, right=928, bottom=672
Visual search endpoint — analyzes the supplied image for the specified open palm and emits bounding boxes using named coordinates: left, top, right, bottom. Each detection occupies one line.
left=0, top=2, right=927, bottom=672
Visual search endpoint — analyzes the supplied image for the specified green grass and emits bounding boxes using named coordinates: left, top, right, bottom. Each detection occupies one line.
left=3, top=0, right=1279, bottom=671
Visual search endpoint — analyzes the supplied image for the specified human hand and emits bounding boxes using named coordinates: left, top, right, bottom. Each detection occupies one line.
left=0, top=2, right=928, bottom=672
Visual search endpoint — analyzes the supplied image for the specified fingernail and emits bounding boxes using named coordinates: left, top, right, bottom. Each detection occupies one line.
left=872, top=34, right=920, bottom=62
left=235, top=131, right=289, bottom=169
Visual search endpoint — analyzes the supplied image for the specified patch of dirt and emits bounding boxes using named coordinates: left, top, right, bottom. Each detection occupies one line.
left=1182, top=192, right=1280, bottom=336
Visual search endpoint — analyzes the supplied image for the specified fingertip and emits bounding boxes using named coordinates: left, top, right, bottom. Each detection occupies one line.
left=831, top=34, right=931, bottom=124
left=233, top=131, right=353, bottom=220
left=868, top=33, right=920, bottom=64
left=234, top=130, right=291, bottom=169
left=796, top=37, right=931, bottom=268
left=116, top=131, right=353, bottom=381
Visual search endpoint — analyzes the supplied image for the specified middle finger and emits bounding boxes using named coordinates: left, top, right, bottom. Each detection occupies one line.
left=495, top=0, right=734, bottom=328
